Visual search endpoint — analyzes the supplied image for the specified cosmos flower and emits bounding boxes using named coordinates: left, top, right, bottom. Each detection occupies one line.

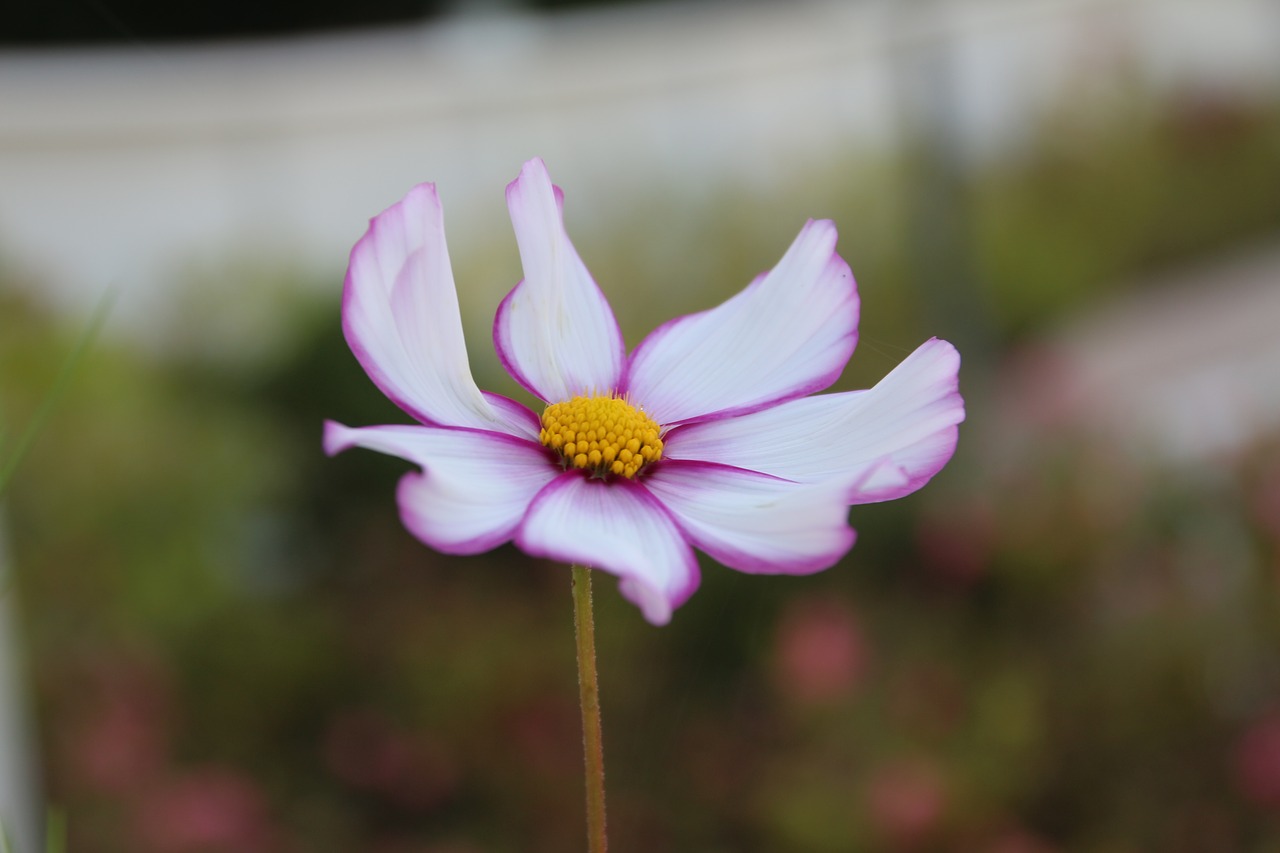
left=324, top=159, right=964, bottom=625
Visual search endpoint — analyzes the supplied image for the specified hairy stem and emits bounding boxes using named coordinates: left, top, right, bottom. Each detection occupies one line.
left=572, top=565, right=607, bottom=853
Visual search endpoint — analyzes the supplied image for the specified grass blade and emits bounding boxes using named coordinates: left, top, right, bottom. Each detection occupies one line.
left=45, top=809, right=66, bottom=853
left=0, top=289, right=114, bottom=497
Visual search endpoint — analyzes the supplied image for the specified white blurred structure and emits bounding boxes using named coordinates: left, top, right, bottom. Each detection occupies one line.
left=1019, top=239, right=1280, bottom=467
left=0, top=521, right=40, bottom=853
left=0, top=0, right=1277, bottom=339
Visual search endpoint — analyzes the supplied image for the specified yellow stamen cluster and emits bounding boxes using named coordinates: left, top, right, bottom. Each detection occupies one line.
left=539, top=394, right=664, bottom=479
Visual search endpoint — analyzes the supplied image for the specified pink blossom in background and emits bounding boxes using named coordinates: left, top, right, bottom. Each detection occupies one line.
left=1234, top=712, right=1280, bottom=810
left=70, top=659, right=172, bottom=795
left=865, top=758, right=947, bottom=847
left=325, top=158, right=964, bottom=624
left=135, top=768, right=276, bottom=853
left=1249, top=454, right=1280, bottom=542
left=772, top=595, right=868, bottom=705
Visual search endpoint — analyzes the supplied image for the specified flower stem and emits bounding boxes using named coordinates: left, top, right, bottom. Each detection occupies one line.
left=571, top=564, right=608, bottom=853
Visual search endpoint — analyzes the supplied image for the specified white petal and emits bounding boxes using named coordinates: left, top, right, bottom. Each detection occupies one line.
left=644, top=461, right=856, bottom=575
left=623, top=219, right=859, bottom=426
left=493, top=159, right=626, bottom=403
left=663, top=338, right=964, bottom=502
left=344, top=183, right=528, bottom=435
left=516, top=474, right=699, bottom=625
left=481, top=392, right=543, bottom=442
left=323, top=421, right=556, bottom=554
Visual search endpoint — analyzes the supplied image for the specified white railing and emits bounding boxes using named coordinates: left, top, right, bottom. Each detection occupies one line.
left=1, top=0, right=1276, bottom=334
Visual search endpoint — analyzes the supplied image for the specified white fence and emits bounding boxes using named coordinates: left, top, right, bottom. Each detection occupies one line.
left=0, top=0, right=1277, bottom=337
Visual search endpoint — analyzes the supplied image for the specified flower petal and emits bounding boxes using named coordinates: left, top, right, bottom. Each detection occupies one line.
left=623, top=219, right=858, bottom=426
left=343, top=183, right=530, bottom=436
left=480, top=392, right=543, bottom=442
left=644, top=461, right=856, bottom=575
left=516, top=474, right=699, bottom=625
left=663, top=338, right=964, bottom=502
left=323, top=421, right=556, bottom=554
left=493, top=159, right=626, bottom=403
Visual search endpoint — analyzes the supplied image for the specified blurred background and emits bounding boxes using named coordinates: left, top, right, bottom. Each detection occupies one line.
left=3, top=0, right=1280, bottom=850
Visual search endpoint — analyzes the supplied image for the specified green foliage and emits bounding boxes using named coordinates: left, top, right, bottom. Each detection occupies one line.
left=972, top=93, right=1280, bottom=337
left=0, top=290, right=111, bottom=499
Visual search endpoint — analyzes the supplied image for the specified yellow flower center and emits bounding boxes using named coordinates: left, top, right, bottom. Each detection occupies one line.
left=539, top=394, right=664, bottom=479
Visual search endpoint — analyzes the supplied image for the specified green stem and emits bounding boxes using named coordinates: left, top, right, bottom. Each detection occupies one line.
left=572, top=565, right=608, bottom=853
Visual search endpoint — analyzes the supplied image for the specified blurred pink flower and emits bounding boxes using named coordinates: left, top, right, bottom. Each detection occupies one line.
left=1234, top=712, right=1280, bottom=810
left=71, top=660, right=171, bottom=794
left=1249, top=454, right=1280, bottom=542
left=135, top=767, right=275, bottom=853
left=772, top=595, right=868, bottom=704
left=866, top=758, right=947, bottom=847
left=326, top=158, right=963, bottom=624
